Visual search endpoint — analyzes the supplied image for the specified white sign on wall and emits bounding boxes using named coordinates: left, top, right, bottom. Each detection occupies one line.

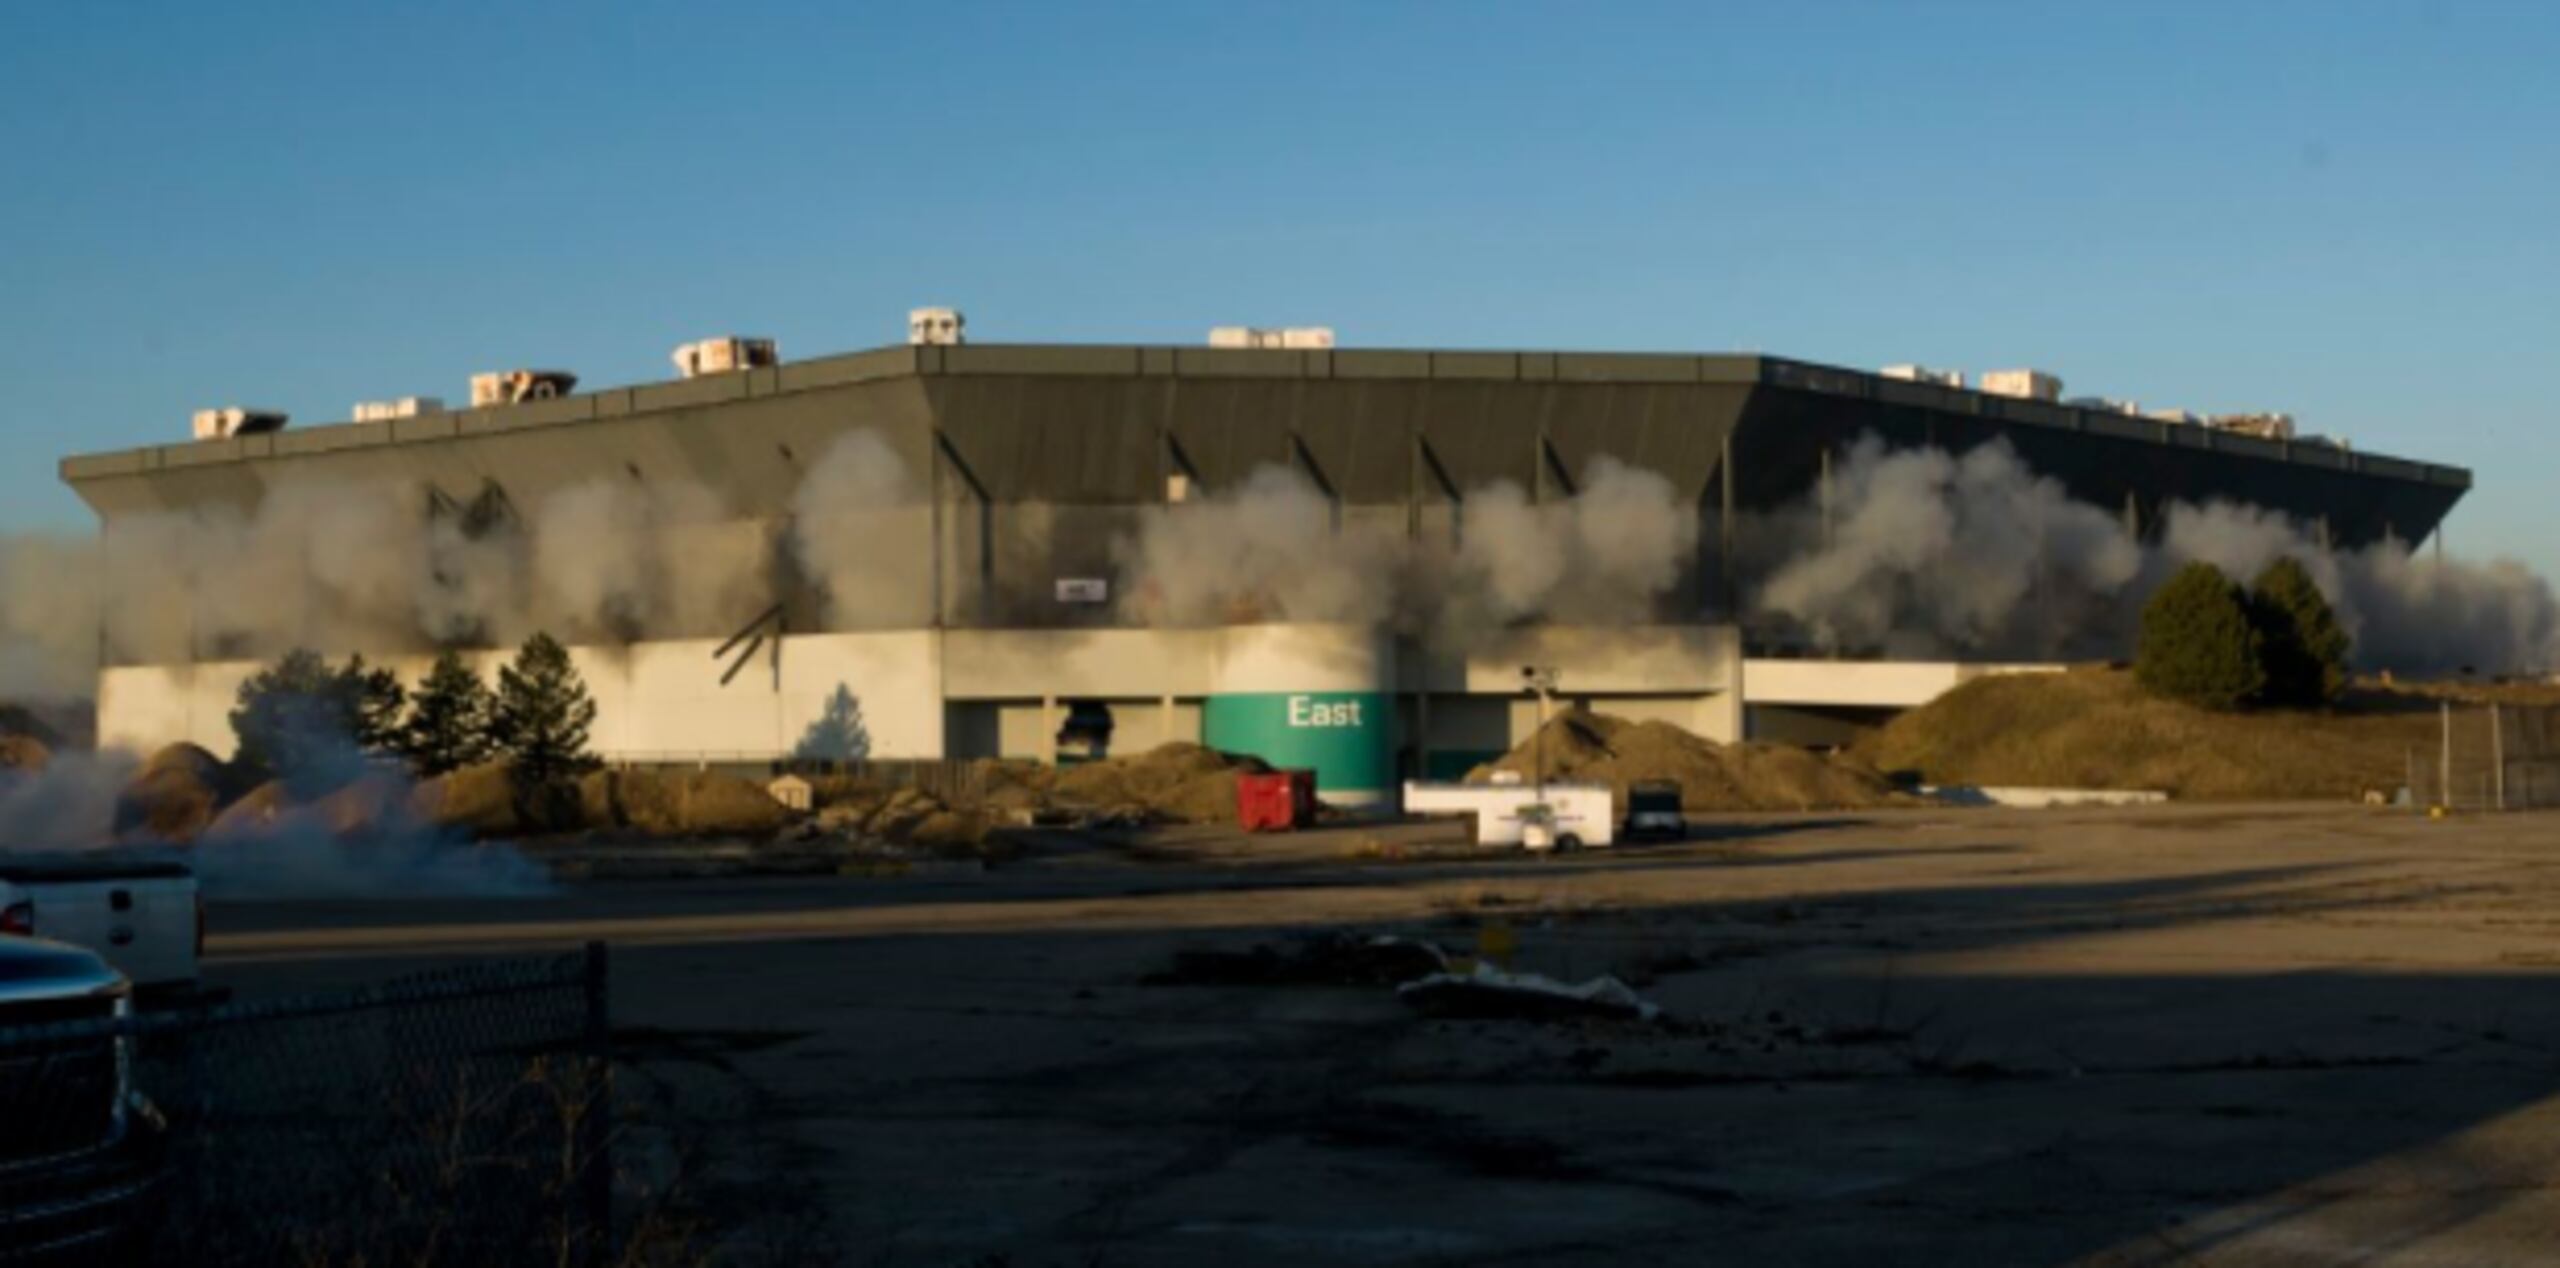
left=1055, top=578, right=1110, bottom=604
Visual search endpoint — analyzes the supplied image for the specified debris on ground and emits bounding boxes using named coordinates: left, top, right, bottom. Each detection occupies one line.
left=1468, top=709, right=1899, bottom=812
left=1147, top=934, right=1452, bottom=987
left=1397, top=963, right=1665, bottom=1023
left=956, top=743, right=1277, bottom=826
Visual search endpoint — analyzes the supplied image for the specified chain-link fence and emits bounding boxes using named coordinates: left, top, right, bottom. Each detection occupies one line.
left=0, top=946, right=612, bottom=1266
left=2407, top=703, right=2560, bottom=812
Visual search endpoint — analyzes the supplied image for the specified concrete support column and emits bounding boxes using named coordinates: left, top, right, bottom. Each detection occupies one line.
left=1041, top=693, right=1057, bottom=765
left=1161, top=694, right=1176, bottom=747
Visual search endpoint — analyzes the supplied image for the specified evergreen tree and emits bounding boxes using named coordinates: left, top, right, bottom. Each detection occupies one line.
left=346, top=654, right=408, bottom=753
left=792, top=684, right=872, bottom=764
left=2135, top=562, right=2266, bottom=711
left=230, top=648, right=363, bottom=789
left=2249, top=556, right=2351, bottom=707
left=492, top=632, right=599, bottom=784
left=401, top=649, right=497, bottom=776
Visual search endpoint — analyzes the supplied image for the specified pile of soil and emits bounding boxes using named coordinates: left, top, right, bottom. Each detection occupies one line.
left=812, top=784, right=992, bottom=850
left=1856, top=665, right=2443, bottom=800
left=579, top=769, right=790, bottom=838
left=114, top=743, right=239, bottom=842
left=411, top=763, right=533, bottom=836
left=1469, top=710, right=1898, bottom=812
left=956, top=743, right=1273, bottom=825
left=0, top=734, right=49, bottom=773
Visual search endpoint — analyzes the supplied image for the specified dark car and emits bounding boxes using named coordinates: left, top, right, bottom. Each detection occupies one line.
left=1623, top=780, right=1687, bottom=841
left=0, top=935, right=168, bottom=1263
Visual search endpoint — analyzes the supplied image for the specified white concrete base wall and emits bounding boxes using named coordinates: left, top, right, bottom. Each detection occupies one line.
left=95, top=622, right=1746, bottom=762
left=99, top=631, right=946, bottom=763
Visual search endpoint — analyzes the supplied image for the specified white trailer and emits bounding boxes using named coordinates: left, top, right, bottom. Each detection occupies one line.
left=1403, top=781, right=1615, bottom=850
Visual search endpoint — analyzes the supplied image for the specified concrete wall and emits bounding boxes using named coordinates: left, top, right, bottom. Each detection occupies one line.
left=96, top=621, right=1744, bottom=766
left=1742, top=659, right=2061, bottom=710
left=99, top=631, right=946, bottom=763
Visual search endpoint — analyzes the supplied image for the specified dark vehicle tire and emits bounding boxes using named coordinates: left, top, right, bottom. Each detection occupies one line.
left=1555, top=834, right=1583, bottom=853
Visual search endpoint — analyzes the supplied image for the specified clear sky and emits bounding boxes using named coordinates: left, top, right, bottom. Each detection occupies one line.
left=3, top=1, right=2553, bottom=570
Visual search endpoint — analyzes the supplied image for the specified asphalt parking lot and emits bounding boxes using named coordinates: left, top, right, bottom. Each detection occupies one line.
left=207, top=804, right=2560, bottom=1266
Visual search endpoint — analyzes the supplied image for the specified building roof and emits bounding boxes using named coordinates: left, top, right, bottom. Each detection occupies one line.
left=59, top=342, right=2470, bottom=493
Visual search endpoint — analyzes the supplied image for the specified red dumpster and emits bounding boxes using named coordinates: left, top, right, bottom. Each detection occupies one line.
left=1237, top=769, right=1317, bottom=832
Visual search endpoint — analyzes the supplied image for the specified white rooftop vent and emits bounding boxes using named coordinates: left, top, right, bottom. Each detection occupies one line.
left=2145, top=407, right=2202, bottom=425
left=671, top=337, right=778, bottom=378
left=469, top=370, right=578, bottom=408
left=191, top=408, right=288, bottom=441
left=1979, top=369, right=2063, bottom=402
left=351, top=397, right=444, bottom=423
left=908, top=307, right=965, bottom=346
left=1208, top=326, right=1335, bottom=350
left=1880, top=364, right=1963, bottom=388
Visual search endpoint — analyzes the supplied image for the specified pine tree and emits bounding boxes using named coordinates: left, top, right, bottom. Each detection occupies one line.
left=792, top=684, right=872, bottom=764
left=2249, top=556, right=2351, bottom=707
left=492, top=632, right=600, bottom=785
left=346, top=654, right=408, bottom=753
left=2135, top=562, right=2266, bottom=711
left=230, top=648, right=365, bottom=789
left=401, top=649, right=497, bottom=776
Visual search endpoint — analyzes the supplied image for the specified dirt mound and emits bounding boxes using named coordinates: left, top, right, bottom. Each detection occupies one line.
left=1049, top=743, right=1272, bottom=823
left=812, top=784, right=994, bottom=851
left=1469, top=710, right=1897, bottom=812
left=1857, top=665, right=2442, bottom=800
left=0, top=734, right=49, bottom=773
left=114, top=743, right=238, bottom=842
left=577, top=769, right=790, bottom=838
left=413, top=763, right=528, bottom=836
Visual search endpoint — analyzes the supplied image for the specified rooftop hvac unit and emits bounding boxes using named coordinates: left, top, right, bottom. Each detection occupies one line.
left=2063, top=396, right=2142, bottom=416
left=191, top=408, right=288, bottom=441
left=2208, top=412, right=2297, bottom=441
left=908, top=307, right=965, bottom=346
left=671, top=337, right=778, bottom=378
left=469, top=369, right=579, bottom=408
left=1979, top=369, right=2063, bottom=402
left=2146, top=407, right=2203, bottom=425
left=351, top=396, right=445, bottom=423
left=1208, top=326, right=1336, bottom=350
left=1880, top=364, right=1963, bottom=388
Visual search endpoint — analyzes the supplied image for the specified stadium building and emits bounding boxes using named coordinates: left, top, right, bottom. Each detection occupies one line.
left=59, top=331, right=2470, bottom=802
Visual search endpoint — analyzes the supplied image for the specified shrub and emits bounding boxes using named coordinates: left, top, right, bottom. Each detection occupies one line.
left=2135, top=562, right=2265, bottom=710
left=2249, top=556, right=2350, bottom=707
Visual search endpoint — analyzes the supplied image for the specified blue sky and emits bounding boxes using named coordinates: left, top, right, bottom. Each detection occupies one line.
left=4, top=1, right=2554, bottom=569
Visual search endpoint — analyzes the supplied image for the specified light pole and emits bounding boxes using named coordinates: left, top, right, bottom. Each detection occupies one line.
left=1521, top=665, right=1560, bottom=801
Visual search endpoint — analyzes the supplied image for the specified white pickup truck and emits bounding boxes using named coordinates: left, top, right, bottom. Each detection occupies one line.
left=0, top=855, right=200, bottom=997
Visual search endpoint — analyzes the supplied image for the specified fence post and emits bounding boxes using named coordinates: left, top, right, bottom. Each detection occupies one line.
left=2441, top=701, right=2453, bottom=811
left=2492, top=705, right=2506, bottom=812
left=581, top=940, right=614, bottom=1267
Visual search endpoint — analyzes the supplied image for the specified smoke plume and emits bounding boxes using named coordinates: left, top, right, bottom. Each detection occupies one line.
left=788, top=431, right=933, bottom=628
left=1747, top=435, right=2560, bottom=674
left=0, top=747, right=550, bottom=900
left=1113, top=455, right=1698, bottom=643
